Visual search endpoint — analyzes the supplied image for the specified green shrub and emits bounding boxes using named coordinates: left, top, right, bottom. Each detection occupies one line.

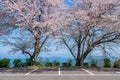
left=45, top=62, right=52, bottom=66
left=103, top=58, right=111, bottom=68
left=44, top=58, right=52, bottom=67
left=67, top=59, right=73, bottom=67
left=0, top=58, right=10, bottom=68
left=53, top=60, right=60, bottom=66
left=13, top=59, right=23, bottom=68
left=113, top=59, right=120, bottom=68
left=62, top=62, right=67, bottom=67
left=90, top=60, right=97, bottom=68
left=83, top=62, right=89, bottom=67
left=37, top=57, right=44, bottom=66
left=25, top=58, right=32, bottom=66
left=36, top=62, right=42, bottom=66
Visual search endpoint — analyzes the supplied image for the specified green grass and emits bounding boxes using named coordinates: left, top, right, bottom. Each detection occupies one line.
left=24, top=65, right=95, bottom=69
left=26, top=66, right=84, bottom=69
left=26, top=66, right=60, bottom=69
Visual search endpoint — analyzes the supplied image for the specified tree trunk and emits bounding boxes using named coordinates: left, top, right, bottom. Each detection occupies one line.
left=31, top=57, right=37, bottom=66
left=75, top=58, right=81, bottom=66
left=30, top=36, right=48, bottom=66
left=32, top=37, right=41, bottom=66
left=75, top=58, right=84, bottom=67
left=76, top=34, right=82, bottom=66
left=75, top=48, right=93, bottom=67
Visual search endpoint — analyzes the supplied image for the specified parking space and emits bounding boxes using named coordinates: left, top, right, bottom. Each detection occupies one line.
left=0, top=68, right=90, bottom=76
left=86, top=68, right=119, bottom=75
left=0, top=68, right=34, bottom=74
left=0, top=68, right=120, bottom=75
left=61, top=68, right=87, bottom=75
left=0, top=68, right=120, bottom=80
left=61, top=70, right=87, bottom=74
left=90, top=70, right=115, bottom=74
left=30, top=69, right=58, bottom=75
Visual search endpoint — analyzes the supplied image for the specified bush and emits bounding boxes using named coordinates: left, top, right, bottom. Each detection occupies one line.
left=53, top=60, right=60, bottom=66
left=62, top=59, right=73, bottom=67
left=62, top=62, right=67, bottom=67
left=45, top=62, right=52, bottom=67
left=113, top=59, right=120, bottom=68
left=0, top=58, right=10, bottom=68
left=37, top=57, right=44, bottom=66
left=36, top=62, right=42, bottom=66
left=67, top=59, right=73, bottom=67
left=25, top=58, right=32, bottom=66
left=83, top=62, right=89, bottom=67
left=103, top=58, right=111, bottom=68
left=13, top=59, right=23, bottom=68
left=90, top=60, right=97, bottom=68
left=44, top=58, right=52, bottom=67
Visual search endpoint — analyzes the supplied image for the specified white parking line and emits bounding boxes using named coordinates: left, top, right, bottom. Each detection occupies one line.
left=58, top=67, right=61, bottom=76
left=25, top=69, right=38, bottom=76
left=81, top=68, right=94, bottom=76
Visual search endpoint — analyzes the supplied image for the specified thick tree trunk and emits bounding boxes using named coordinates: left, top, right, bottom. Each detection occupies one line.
left=75, top=53, right=86, bottom=67
left=75, top=58, right=81, bottom=66
left=31, top=37, right=41, bottom=66
left=31, top=57, right=37, bottom=66
left=30, top=36, right=48, bottom=66
left=75, top=58, right=84, bottom=67
left=76, top=34, right=83, bottom=66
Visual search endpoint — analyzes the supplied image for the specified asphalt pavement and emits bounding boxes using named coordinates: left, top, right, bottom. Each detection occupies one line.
left=0, top=68, right=120, bottom=80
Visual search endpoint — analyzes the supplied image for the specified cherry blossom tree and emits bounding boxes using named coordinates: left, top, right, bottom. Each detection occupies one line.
left=62, top=0, right=120, bottom=66
left=0, top=0, right=68, bottom=65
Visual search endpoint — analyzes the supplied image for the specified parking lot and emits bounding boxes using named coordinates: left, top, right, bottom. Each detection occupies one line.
left=0, top=68, right=120, bottom=80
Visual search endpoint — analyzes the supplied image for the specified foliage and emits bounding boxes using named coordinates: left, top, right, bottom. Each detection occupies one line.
left=62, top=59, right=73, bottom=67
left=62, top=62, right=68, bottom=67
left=44, top=58, right=52, bottom=67
left=0, top=58, right=10, bottom=68
left=83, top=62, right=89, bottom=67
left=13, top=59, right=23, bottom=68
left=45, top=62, right=52, bottom=67
left=37, top=57, right=44, bottom=66
left=24, top=58, right=32, bottom=66
left=103, top=58, right=111, bottom=68
left=113, top=59, right=120, bottom=68
left=67, top=59, right=73, bottom=67
left=90, top=60, right=97, bottom=68
left=52, top=60, right=60, bottom=66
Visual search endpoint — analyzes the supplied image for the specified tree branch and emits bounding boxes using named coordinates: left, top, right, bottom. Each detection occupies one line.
left=40, top=36, right=49, bottom=50
left=62, top=38, right=76, bottom=60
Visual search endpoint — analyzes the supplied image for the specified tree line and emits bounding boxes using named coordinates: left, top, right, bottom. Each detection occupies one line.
left=0, top=58, right=120, bottom=68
